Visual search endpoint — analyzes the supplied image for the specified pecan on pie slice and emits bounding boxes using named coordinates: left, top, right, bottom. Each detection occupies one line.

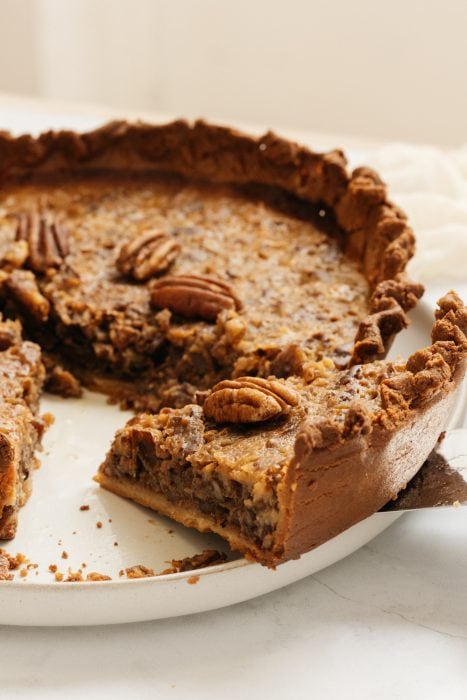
left=96, top=294, right=466, bottom=566
left=0, top=314, right=48, bottom=539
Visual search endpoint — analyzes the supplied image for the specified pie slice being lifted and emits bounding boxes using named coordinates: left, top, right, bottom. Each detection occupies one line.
left=0, top=120, right=465, bottom=559
left=97, top=293, right=467, bottom=566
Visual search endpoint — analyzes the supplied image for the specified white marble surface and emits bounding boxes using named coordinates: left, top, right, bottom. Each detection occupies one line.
left=0, top=96, right=466, bottom=699
left=3, top=509, right=467, bottom=700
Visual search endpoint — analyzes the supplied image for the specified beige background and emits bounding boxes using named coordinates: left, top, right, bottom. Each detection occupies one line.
left=0, top=0, right=466, bottom=145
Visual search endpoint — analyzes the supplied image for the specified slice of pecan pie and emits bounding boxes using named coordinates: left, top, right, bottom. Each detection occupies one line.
left=97, top=293, right=467, bottom=565
left=0, top=314, right=47, bottom=539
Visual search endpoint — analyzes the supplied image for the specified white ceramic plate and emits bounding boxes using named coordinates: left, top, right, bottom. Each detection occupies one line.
left=0, top=299, right=463, bottom=626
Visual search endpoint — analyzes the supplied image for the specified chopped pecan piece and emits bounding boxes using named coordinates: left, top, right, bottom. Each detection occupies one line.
left=16, top=209, right=69, bottom=272
left=150, top=275, right=242, bottom=321
left=116, top=231, right=180, bottom=281
left=5, top=270, right=50, bottom=322
left=45, top=364, right=83, bottom=398
left=203, top=376, right=300, bottom=423
left=0, top=240, right=29, bottom=270
left=0, top=326, right=15, bottom=351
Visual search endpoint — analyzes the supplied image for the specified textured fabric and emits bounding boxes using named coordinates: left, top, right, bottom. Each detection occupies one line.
left=364, top=144, right=467, bottom=285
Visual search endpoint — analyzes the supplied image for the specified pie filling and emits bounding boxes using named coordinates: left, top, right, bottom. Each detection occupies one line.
left=0, top=174, right=370, bottom=412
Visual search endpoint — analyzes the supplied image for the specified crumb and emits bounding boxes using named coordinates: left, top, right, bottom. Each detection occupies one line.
left=20, top=568, right=28, bottom=578
left=167, top=529, right=174, bottom=535
left=79, top=504, right=90, bottom=511
left=0, top=556, right=12, bottom=581
left=57, top=540, right=62, bottom=546
left=161, top=549, right=228, bottom=575
left=187, top=575, right=200, bottom=585
left=48, top=564, right=58, bottom=573
left=0, top=549, right=29, bottom=580
left=96, top=521, right=103, bottom=529
left=453, top=500, right=461, bottom=507
left=55, top=572, right=64, bottom=582
left=43, top=411, right=55, bottom=425
left=65, top=569, right=83, bottom=582
left=61, top=551, right=68, bottom=560
left=437, top=431, right=446, bottom=444
left=86, top=572, right=112, bottom=581
left=113, top=541, right=118, bottom=547
left=72, top=531, right=77, bottom=535
left=108, top=518, right=112, bottom=523
left=81, top=562, right=87, bottom=568
left=147, top=518, right=155, bottom=524
left=119, top=569, right=124, bottom=577
left=26, top=563, right=38, bottom=569
left=124, top=565, right=155, bottom=579
left=45, top=366, right=82, bottom=398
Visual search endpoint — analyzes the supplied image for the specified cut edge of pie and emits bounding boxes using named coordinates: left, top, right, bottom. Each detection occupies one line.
left=96, top=292, right=467, bottom=567
left=0, top=315, right=48, bottom=540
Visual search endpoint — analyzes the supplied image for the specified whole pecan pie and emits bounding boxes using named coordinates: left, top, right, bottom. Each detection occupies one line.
left=0, top=120, right=465, bottom=563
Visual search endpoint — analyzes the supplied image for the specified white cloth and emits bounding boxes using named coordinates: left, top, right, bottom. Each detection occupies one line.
left=364, top=144, right=467, bottom=285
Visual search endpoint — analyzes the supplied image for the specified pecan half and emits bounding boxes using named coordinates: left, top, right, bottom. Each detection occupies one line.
left=5, top=270, right=50, bottom=322
left=117, top=231, right=180, bottom=281
left=203, top=376, right=300, bottom=423
left=150, top=275, right=242, bottom=321
left=16, top=210, right=69, bottom=273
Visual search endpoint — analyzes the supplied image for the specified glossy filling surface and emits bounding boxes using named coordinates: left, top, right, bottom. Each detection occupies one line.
left=0, top=175, right=370, bottom=411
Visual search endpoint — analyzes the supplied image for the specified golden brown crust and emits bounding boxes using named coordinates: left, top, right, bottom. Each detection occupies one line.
left=272, top=292, right=466, bottom=563
left=0, top=119, right=422, bottom=363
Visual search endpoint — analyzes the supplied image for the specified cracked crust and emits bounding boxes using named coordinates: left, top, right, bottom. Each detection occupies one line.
left=0, top=120, right=423, bottom=365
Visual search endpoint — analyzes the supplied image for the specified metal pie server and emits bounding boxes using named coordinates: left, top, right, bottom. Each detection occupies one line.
left=381, top=428, right=467, bottom=512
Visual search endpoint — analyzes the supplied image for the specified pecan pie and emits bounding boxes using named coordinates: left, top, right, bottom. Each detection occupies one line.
left=0, top=315, right=47, bottom=539
left=0, top=120, right=465, bottom=563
